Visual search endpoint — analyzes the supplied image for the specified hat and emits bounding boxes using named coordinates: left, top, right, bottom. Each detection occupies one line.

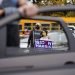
left=35, top=23, right=41, bottom=27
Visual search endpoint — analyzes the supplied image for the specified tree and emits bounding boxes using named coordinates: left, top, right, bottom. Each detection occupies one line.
left=35, top=0, right=75, bottom=17
left=63, top=0, right=67, bottom=5
left=35, top=0, right=64, bottom=6
left=51, top=12, right=65, bottom=17
left=72, top=0, right=75, bottom=4
left=66, top=11, right=75, bottom=17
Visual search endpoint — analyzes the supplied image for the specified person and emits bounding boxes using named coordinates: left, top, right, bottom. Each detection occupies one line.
left=40, top=30, right=49, bottom=41
left=0, top=0, right=38, bottom=17
left=0, top=0, right=38, bottom=46
left=27, top=23, right=42, bottom=48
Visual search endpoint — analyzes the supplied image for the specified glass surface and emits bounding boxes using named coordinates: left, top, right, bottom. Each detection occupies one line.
left=19, top=21, right=68, bottom=51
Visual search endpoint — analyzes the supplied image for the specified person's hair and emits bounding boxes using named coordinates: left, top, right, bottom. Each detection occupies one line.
left=41, top=30, right=48, bottom=37
left=16, top=1, right=20, bottom=7
left=16, top=3, right=19, bottom=7
left=16, top=0, right=23, bottom=7
left=16, top=0, right=26, bottom=7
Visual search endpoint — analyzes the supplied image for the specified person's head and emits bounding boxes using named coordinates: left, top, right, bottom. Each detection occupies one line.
left=41, top=30, right=48, bottom=37
left=35, top=23, right=41, bottom=30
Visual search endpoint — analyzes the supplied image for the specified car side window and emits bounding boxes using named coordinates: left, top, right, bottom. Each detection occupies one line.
left=19, top=21, right=69, bottom=51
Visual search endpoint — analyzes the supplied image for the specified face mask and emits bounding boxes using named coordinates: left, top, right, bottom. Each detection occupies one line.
left=36, top=25, right=40, bottom=30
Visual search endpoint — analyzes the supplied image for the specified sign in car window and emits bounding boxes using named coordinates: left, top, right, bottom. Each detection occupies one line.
left=35, top=40, right=52, bottom=48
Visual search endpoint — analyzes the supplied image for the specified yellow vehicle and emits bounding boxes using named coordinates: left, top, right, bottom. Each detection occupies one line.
left=19, top=17, right=75, bottom=37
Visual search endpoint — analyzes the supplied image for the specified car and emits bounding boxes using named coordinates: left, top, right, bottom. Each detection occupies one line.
left=68, top=25, right=75, bottom=32
left=0, top=5, right=75, bottom=75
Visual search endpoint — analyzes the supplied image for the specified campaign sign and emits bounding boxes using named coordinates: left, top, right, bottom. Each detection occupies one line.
left=35, top=40, right=52, bottom=48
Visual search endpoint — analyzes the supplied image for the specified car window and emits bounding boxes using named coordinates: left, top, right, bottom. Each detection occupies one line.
left=19, top=21, right=68, bottom=51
